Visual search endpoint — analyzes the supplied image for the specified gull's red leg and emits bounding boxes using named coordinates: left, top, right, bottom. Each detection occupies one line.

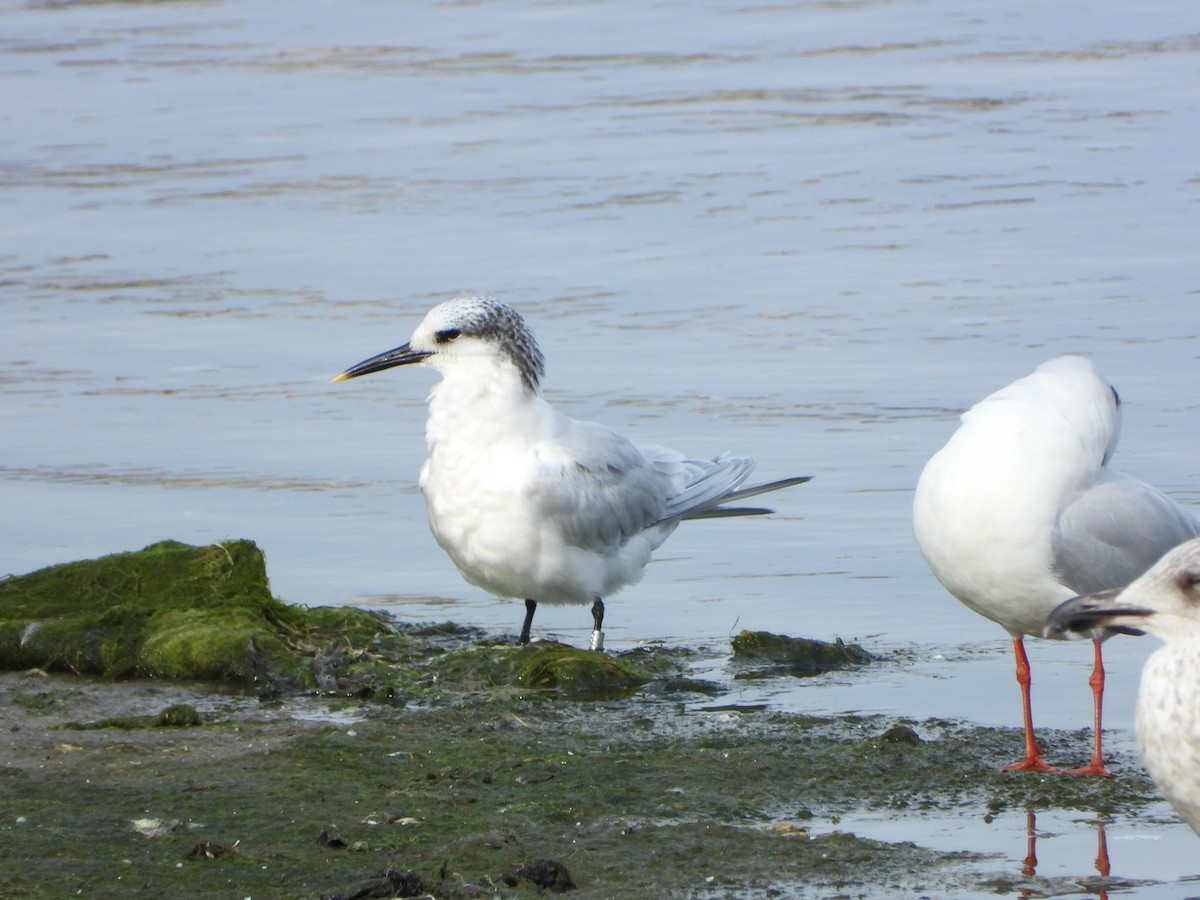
left=1003, top=637, right=1059, bottom=773
left=1066, top=639, right=1114, bottom=777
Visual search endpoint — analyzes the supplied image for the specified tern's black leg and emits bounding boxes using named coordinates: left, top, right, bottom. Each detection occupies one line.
left=590, top=602, right=609, bottom=652
left=519, top=598, right=537, bottom=645
left=589, top=597, right=606, bottom=651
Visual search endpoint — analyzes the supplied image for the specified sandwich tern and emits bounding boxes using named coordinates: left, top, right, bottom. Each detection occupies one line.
left=913, top=355, right=1199, bottom=775
left=1048, top=537, right=1200, bottom=835
left=333, top=296, right=809, bottom=650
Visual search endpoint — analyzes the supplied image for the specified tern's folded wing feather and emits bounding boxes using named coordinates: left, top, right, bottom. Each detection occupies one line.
left=528, top=422, right=669, bottom=555
left=652, top=453, right=757, bottom=521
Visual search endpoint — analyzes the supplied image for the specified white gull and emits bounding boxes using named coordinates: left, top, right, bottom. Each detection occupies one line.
left=333, top=296, right=808, bottom=650
left=913, top=355, right=1199, bottom=774
left=1048, top=537, right=1200, bottom=834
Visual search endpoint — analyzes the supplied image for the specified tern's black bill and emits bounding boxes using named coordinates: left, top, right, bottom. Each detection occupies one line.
left=331, top=343, right=432, bottom=383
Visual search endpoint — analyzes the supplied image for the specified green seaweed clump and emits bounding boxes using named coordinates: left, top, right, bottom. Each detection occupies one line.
left=0, top=540, right=393, bottom=689
left=55, top=702, right=204, bottom=731
left=730, top=629, right=873, bottom=676
left=431, top=641, right=650, bottom=700
left=516, top=643, right=649, bottom=698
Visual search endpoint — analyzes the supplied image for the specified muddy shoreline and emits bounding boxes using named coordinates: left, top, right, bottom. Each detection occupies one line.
left=0, top=653, right=1159, bottom=899
left=0, top=543, right=1169, bottom=897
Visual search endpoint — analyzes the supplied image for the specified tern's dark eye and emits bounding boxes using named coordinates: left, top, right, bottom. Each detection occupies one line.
left=435, top=328, right=463, bottom=344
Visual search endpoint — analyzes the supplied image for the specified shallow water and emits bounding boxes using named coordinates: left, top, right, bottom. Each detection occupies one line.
left=2, top=0, right=1199, bottom=895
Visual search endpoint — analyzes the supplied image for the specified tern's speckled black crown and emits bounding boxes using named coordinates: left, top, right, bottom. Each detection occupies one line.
left=451, top=297, right=546, bottom=393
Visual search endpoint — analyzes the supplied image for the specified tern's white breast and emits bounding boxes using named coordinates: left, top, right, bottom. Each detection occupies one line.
left=418, top=371, right=667, bottom=606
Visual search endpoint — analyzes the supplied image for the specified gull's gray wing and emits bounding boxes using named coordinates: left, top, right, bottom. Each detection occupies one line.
left=1052, top=471, right=1200, bottom=594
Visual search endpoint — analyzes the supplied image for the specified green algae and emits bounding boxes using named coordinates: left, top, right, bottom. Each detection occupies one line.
left=0, top=670, right=1162, bottom=899
left=516, top=643, right=648, bottom=697
left=0, top=544, right=1175, bottom=897
left=431, top=641, right=651, bottom=701
left=0, top=540, right=276, bottom=621
left=55, top=702, right=203, bottom=731
left=0, top=540, right=399, bottom=688
left=730, top=629, right=873, bottom=675
left=0, top=543, right=655, bottom=703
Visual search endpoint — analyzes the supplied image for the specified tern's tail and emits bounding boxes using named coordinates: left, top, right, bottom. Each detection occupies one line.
left=682, top=475, right=811, bottom=520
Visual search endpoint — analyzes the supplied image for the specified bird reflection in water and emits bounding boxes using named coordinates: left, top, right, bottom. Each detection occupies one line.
left=1012, top=809, right=1110, bottom=900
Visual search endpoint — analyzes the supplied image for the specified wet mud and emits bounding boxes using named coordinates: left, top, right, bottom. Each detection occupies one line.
left=0, top=543, right=1166, bottom=898
left=1, top=664, right=1161, bottom=898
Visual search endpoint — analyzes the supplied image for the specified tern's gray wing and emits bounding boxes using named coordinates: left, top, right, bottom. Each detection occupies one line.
left=681, top=474, right=813, bottom=519
left=641, top=448, right=808, bottom=521
left=1052, top=471, right=1200, bottom=594
left=529, top=422, right=670, bottom=555
left=653, top=453, right=756, bottom=521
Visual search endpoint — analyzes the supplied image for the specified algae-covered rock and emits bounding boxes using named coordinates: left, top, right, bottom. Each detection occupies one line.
left=517, top=644, right=648, bottom=699
left=324, top=868, right=490, bottom=899
left=730, top=630, right=872, bottom=676
left=0, top=540, right=394, bottom=689
left=55, top=702, right=204, bottom=731
left=876, top=724, right=923, bottom=745
left=0, top=541, right=668, bottom=702
left=432, top=641, right=650, bottom=700
left=511, top=858, right=576, bottom=892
